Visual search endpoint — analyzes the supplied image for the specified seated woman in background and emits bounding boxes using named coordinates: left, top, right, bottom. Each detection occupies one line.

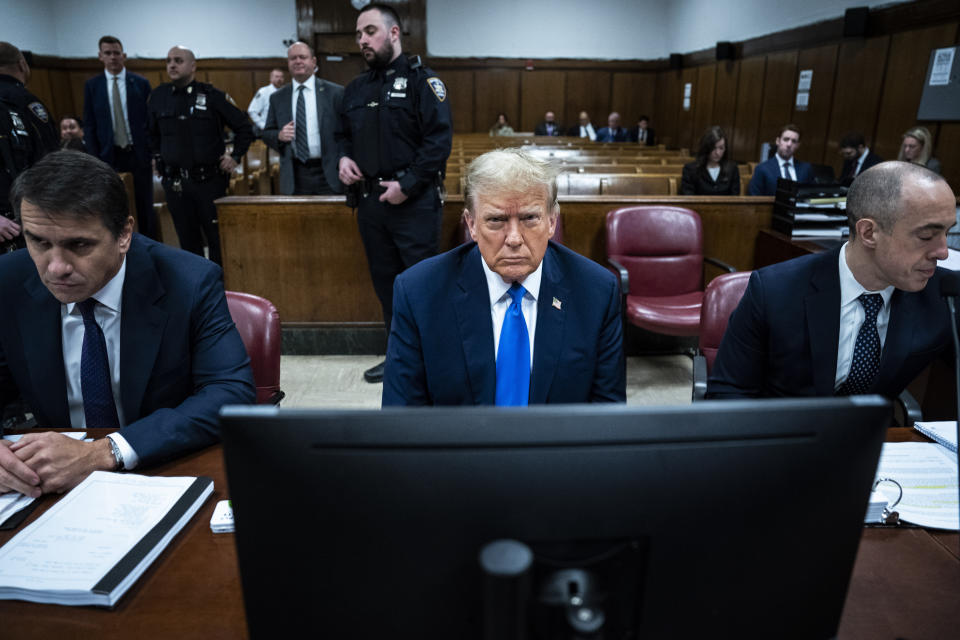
left=489, top=112, right=515, bottom=137
left=681, top=126, right=740, bottom=195
left=898, top=126, right=941, bottom=174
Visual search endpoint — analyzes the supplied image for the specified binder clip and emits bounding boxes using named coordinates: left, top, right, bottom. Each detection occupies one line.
left=873, top=477, right=903, bottom=526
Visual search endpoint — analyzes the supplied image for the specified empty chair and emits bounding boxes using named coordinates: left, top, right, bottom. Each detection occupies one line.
left=692, top=271, right=752, bottom=400
left=606, top=206, right=734, bottom=338
left=226, top=291, right=284, bottom=405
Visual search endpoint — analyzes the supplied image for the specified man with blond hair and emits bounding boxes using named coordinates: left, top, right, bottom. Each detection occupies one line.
left=383, top=148, right=625, bottom=405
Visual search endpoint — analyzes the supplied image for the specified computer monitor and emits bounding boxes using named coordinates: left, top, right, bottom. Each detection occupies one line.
left=221, top=397, right=890, bottom=639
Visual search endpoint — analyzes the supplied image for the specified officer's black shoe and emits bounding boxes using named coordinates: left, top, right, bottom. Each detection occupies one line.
left=364, top=361, right=385, bottom=384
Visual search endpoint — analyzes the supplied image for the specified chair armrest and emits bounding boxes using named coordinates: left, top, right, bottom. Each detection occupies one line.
left=704, top=256, right=736, bottom=273
left=608, top=258, right=629, bottom=295
left=692, top=354, right=708, bottom=402
left=895, top=389, right=923, bottom=428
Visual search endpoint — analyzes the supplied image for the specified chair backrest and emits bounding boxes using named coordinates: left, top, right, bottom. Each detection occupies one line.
left=606, top=206, right=704, bottom=296
left=698, top=271, right=752, bottom=373
left=226, top=291, right=283, bottom=405
left=601, top=175, right=675, bottom=195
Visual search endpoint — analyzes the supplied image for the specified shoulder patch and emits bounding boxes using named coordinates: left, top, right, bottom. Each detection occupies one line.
left=28, top=102, right=49, bottom=123
left=426, top=77, right=446, bottom=102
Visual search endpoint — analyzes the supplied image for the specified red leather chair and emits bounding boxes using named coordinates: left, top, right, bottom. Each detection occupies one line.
left=460, top=213, right=564, bottom=244
left=606, top=206, right=734, bottom=337
left=692, top=271, right=752, bottom=400
left=226, top=291, right=284, bottom=405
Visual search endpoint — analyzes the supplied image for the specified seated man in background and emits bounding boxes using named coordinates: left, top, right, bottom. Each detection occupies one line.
left=632, top=115, right=655, bottom=145
left=747, top=124, right=812, bottom=196
left=567, top=111, right=596, bottom=140
left=534, top=111, right=561, bottom=137
left=595, top=112, right=630, bottom=142
left=707, top=161, right=956, bottom=399
left=839, top=131, right=883, bottom=186
left=383, top=148, right=625, bottom=405
left=59, top=115, right=86, bottom=151
left=0, top=151, right=255, bottom=496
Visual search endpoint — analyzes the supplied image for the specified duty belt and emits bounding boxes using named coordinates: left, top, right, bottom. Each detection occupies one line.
left=163, top=164, right=221, bottom=183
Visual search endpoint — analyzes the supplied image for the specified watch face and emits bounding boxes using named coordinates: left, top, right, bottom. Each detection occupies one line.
left=351, top=0, right=371, bottom=9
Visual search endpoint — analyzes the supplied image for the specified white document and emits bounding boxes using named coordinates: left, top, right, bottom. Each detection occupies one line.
left=914, top=421, right=958, bottom=452
left=929, top=47, right=955, bottom=86
left=797, top=70, right=813, bottom=91
left=3, top=431, right=87, bottom=443
left=874, top=443, right=958, bottom=530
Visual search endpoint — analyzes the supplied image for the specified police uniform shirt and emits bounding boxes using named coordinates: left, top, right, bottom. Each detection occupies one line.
left=338, top=54, right=452, bottom=198
left=0, top=73, right=59, bottom=209
left=290, top=75, right=322, bottom=159
left=247, top=82, right=278, bottom=130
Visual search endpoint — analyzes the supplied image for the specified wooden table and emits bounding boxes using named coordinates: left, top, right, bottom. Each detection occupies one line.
left=1, top=428, right=957, bottom=639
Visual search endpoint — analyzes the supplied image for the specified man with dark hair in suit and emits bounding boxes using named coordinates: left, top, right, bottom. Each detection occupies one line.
left=534, top=111, right=561, bottom=137
left=83, top=36, right=155, bottom=238
left=839, top=131, right=883, bottom=186
left=263, top=42, right=342, bottom=195
left=747, top=124, right=813, bottom=196
left=0, top=151, right=254, bottom=496
left=708, top=161, right=956, bottom=400
left=632, top=115, right=656, bottom=146
left=383, top=148, right=625, bottom=406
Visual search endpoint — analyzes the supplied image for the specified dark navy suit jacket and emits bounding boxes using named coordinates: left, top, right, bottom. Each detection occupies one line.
left=383, top=242, right=626, bottom=405
left=0, top=236, right=255, bottom=465
left=83, top=71, right=152, bottom=166
left=595, top=127, right=631, bottom=143
left=706, top=248, right=952, bottom=399
left=747, top=155, right=813, bottom=196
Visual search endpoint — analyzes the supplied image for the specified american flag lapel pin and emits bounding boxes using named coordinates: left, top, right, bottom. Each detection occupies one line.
left=552, top=297, right=562, bottom=310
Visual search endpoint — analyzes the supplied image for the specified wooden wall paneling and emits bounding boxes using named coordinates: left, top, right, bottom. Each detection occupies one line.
left=47, top=70, right=77, bottom=120
left=789, top=43, right=838, bottom=165
left=732, top=57, right=766, bottom=161
left=69, top=71, right=96, bottom=125
left=936, top=123, right=960, bottom=193
left=520, top=70, right=565, bottom=132
left=301, top=0, right=427, bottom=57
left=136, top=69, right=167, bottom=91
left=611, top=72, right=657, bottom=127
left=655, top=70, right=681, bottom=149
left=825, top=36, right=890, bottom=175
left=712, top=60, right=740, bottom=157
left=873, top=23, right=959, bottom=163
left=440, top=69, right=474, bottom=133
left=318, top=56, right=367, bottom=88
left=203, top=70, right=256, bottom=116
left=676, top=67, right=699, bottom=151
left=474, top=70, right=520, bottom=134
left=564, top=70, right=612, bottom=133
left=691, top=63, right=717, bottom=143
left=757, top=50, right=798, bottom=159
left=25, top=69, right=56, bottom=120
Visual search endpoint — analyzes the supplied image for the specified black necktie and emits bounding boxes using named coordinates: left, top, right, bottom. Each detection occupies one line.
left=839, top=294, right=884, bottom=395
left=295, top=85, right=309, bottom=162
left=78, top=299, right=120, bottom=427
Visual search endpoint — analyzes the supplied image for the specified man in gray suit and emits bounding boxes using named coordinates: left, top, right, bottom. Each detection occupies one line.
left=262, top=42, right=343, bottom=195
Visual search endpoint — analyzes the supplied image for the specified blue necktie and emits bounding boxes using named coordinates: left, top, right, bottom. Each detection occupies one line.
left=839, top=293, right=884, bottom=395
left=78, top=299, right=120, bottom=427
left=495, top=283, right=530, bottom=406
left=295, top=85, right=309, bottom=162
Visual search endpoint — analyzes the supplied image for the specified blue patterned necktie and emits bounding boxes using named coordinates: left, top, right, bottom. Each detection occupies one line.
left=78, top=299, right=120, bottom=427
left=839, top=293, right=884, bottom=395
left=495, top=283, right=530, bottom=406
left=295, top=85, right=309, bottom=162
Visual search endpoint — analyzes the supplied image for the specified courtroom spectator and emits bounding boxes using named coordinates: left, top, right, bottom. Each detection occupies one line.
left=681, top=126, right=740, bottom=195
left=567, top=111, right=596, bottom=140
left=489, top=112, right=514, bottom=137
left=262, top=42, right=342, bottom=195
left=383, top=148, right=625, bottom=406
left=595, top=112, right=630, bottom=142
left=247, top=68, right=285, bottom=135
left=83, top=35, right=154, bottom=239
left=708, top=161, right=955, bottom=400
left=534, top=111, right=561, bottom=137
left=747, top=124, right=812, bottom=196
left=59, top=116, right=86, bottom=152
left=0, top=151, right=254, bottom=496
left=632, top=115, right=656, bottom=146
left=838, top=132, right=883, bottom=186
left=898, top=126, right=941, bottom=175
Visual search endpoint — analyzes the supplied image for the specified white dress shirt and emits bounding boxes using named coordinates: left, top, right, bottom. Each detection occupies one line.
left=247, top=83, right=279, bottom=130
left=290, top=75, right=322, bottom=159
left=835, top=243, right=894, bottom=389
left=480, top=256, right=543, bottom=368
left=104, top=68, right=131, bottom=143
left=853, top=147, right=871, bottom=177
left=776, top=154, right=797, bottom=181
left=61, top=258, right=140, bottom=469
left=579, top=124, right=596, bottom=141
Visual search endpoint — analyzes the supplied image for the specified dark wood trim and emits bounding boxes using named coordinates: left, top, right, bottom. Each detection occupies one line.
left=30, top=56, right=286, bottom=72
left=427, top=57, right=667, bottom=72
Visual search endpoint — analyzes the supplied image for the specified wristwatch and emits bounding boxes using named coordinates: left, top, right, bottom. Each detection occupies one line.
left=106, top=437, right=126, bottom=471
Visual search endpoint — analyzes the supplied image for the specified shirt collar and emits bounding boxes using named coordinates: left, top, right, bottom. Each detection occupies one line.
left=105, top=67, right=127, bottom=83
left=479, top=251, right=543, bottom=307
left=776, top=153, right=793, bottom=166
left=857, top=148, right=870, bottom=165
left=292, top=74, right=316, bottom=92
left=838, top=242, right=894, bottom=308
left=64, top=257, right=127, bottom=315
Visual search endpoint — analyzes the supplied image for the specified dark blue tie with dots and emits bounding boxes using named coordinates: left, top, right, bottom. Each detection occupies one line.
left=78, top=299, right=120, bottom=428
left=839, top=293, right=884, bottom=395
left=495, top=283, right=530, bottom=406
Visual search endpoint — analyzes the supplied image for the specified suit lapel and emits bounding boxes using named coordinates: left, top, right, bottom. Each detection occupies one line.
left=806, top=251, right=842, bottom=395
left=530, top=246, right=567, bottom=404
left=19, top=276, right=70, bottom=425
left=453, top=247, right=496, bottom=404
left=119, top=240, right=169, bottom=421
left=873, top=290, right=913, bottom=392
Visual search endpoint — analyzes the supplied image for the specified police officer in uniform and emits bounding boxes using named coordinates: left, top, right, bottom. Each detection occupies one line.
left=0, top=42, right=58, bottom=252
left=337, top=4, right=453, bottom=383
left=147, top=46, right=252, bottom=265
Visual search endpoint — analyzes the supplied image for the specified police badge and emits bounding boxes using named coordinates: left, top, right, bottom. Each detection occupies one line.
left=195, top=93, right=207, bottom=110
left=393, top=77, right=407, bottom=91
left=426, top=77, right=446, bottom=102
